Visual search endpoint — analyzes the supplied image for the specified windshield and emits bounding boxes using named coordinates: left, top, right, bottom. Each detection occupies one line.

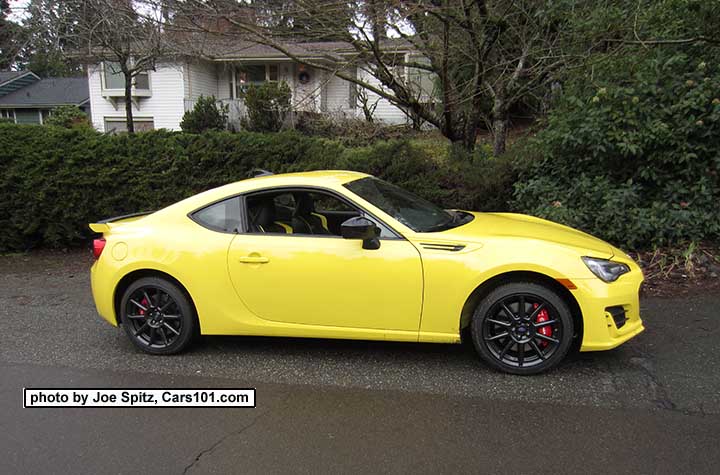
left=344, top=177, right=456, bottom=232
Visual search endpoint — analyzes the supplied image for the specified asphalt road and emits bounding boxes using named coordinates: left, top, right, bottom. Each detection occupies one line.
left=1, top=251, right=719, bottom=474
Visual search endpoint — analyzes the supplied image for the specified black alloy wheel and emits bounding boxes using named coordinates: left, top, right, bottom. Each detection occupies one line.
left=471, top=282, right=574, bottom=375
left=120, top=277, right=195, bottom=355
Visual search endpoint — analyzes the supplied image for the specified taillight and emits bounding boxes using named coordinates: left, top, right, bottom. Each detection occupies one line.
left=93, top=238, right=106, bottom=259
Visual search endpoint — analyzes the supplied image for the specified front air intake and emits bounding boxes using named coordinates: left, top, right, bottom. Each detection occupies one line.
left=606, top=306, right=627, bottom=329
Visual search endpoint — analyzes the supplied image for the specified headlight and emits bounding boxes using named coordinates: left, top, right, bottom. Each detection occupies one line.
left=582, top=257, right=630, bottom=282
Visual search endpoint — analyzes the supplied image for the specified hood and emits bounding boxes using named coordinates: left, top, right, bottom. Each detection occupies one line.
left=429, top=212, right=615, bottom=258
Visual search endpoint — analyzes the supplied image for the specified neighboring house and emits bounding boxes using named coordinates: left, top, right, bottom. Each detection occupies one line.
left=87, top=41, right=432, bottom=133
left=0, top=71, right=91, bottom=124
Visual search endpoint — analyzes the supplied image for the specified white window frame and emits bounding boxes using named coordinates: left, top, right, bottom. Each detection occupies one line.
left=232, top=64, right=279, bottom=98
left=100, top=62, right=152, bottom=97
left=13, top=108, right=42, bottom=125
left=104, top=116, right=155, bottom=133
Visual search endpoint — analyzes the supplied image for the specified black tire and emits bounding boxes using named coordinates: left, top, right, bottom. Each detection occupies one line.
left=120, top=277, right=196, bottom=355
left=471, top=282, right=574, bottom=375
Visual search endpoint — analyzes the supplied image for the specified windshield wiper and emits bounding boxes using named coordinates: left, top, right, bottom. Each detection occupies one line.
left=424, top=211, right=472, bottom=232
left=424, top=216, right=457, bottom=232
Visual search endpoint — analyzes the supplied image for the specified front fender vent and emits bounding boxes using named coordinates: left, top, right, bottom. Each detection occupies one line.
left=420, top=243, right=466, bottom=252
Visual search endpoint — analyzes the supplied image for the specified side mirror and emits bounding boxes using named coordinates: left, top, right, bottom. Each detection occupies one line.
left=341, top=216, right=381, bottom=250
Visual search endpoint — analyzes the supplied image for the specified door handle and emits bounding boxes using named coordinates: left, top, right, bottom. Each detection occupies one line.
left=238, top=256, right=269, bottom=264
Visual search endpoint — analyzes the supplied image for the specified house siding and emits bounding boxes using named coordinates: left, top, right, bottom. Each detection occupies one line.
left=322, top=68, right=356, bottom=117
left=87, top=62, right=185, bottom=132
left=357, top=68, right=408, bottom=125
left=184, top=61, right=219, bottom=100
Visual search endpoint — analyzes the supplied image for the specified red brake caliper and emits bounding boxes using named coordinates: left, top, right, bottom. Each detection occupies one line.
left=533, top=303, right=551, bottom=348
left=139, top=297, right=148, bottom=316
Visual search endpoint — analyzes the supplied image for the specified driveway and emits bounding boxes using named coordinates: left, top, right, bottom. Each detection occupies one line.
left=1, top=251, right=718, bottom=474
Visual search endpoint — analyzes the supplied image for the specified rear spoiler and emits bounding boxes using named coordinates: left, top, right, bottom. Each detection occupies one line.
left=89, top=211, right=154, bottom=234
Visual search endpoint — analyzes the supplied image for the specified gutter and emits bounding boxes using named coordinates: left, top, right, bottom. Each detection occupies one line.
left=0, top=101, right=89, bottom=108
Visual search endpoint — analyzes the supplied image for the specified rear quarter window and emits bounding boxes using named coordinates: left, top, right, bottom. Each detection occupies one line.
left=191, top=197, right=241, bottom=233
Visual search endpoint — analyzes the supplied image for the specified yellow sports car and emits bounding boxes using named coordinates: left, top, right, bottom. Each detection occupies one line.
left=89, top=170, right=644, bottom=374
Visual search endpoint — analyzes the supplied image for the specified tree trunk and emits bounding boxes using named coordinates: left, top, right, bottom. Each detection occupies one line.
left=492, top=116, right=508, bottom=156
left=123, top=71, right=134, bottom=134
left=491, top=97, right=509, bottom=156
left=462, top=124, right=479, bottom=152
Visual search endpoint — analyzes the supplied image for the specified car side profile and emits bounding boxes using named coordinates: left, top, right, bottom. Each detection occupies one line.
left=89, top=170, right=645, bottom=374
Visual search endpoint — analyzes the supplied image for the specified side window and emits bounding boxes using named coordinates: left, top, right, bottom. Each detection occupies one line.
left=246, top=193, right=294, bottom=234
left=305, top=192, right=397, bottom=238
left=363, top=215, right=396, bottom=239
left=272, top=193, right=295, bottom=223
left=192, top=196, right=241, bottom=233
left=244, top=189, right=398, bottom=238
left=312, top=192, right=355, bottom=212
left=291, top=191, right=358, bottom=236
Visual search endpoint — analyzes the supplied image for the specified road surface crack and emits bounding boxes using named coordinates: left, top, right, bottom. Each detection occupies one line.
left=629, top=356, right=677, bottom=411
left=182, top=410, right=270, bottom=474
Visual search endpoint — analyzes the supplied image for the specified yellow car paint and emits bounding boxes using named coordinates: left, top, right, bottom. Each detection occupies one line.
left=90, top=170, right=644, bottom=352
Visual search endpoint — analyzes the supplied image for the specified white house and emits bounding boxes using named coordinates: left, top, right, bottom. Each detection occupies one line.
left=87, top=41, right=421, bottom=133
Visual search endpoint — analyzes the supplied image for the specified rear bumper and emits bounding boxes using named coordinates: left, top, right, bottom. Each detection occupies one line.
left=575, top=272, right=645, bottom=352
left=90, top=260, right=118, bottom=327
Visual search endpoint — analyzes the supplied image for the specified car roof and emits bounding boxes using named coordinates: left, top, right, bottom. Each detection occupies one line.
left=242, top=170, right=370, bottom=188
left=171, top=170, right=371, bottom=214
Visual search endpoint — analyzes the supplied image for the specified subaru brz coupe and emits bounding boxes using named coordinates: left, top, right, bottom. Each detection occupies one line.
left=90, top=171, right=644, bottom=374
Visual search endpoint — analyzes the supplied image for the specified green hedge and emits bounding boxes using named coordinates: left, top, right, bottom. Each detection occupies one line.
left=0, top=124, right=515, bottom=251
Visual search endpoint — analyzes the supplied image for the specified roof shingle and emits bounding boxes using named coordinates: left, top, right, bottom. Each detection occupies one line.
left=0, top=71, right=28, bottom=84
left=0, top=77, right=89, bottom=107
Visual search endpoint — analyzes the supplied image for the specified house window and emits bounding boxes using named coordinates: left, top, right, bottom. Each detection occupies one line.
left=104, top=117, right=155, bottom=133
left=103, top=62, right=150, bottom=91
left=0, top=109, right=15, bottom=121
left=135, top=73, right=150, bottom=90
left=233, top=64, right=279, bottom=97
left=14, top=109, right=41, bottom=124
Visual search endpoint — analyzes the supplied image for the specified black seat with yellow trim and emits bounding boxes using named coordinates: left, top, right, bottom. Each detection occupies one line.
left=250, top=199, right=293, bottom=234
left=292, top=194, right=331, bottom=235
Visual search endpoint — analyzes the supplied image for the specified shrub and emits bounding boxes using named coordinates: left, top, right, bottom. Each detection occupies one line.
left=44, top=105, right=92, bottom=129
left=294, top=112, right=422, bottom=146
left=0, top=123, right=516, bottom=252
left=512, top=53, right=720, bottom=249
left=180, top=95, right=228, bottom=133
left=241, top=81, right=291, bottom=132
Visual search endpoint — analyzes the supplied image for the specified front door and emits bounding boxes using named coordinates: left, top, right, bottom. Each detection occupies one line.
left=227, top=189, right=423, bottom=331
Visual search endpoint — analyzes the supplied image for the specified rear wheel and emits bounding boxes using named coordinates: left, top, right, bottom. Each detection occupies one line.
left=471, top=282, right=573, bottom=375
left=120, top=277, right=196, bottom=355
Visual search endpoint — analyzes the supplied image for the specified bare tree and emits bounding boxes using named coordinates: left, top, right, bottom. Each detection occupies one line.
left=135, top=0, right=602, bottom=154
left=66, top=0, right=173, bottom=133
left=356, top=88, right=379, bottom=123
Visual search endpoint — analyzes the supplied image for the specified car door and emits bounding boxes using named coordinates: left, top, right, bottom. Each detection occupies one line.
left=226, top=189, right=423, bottom=332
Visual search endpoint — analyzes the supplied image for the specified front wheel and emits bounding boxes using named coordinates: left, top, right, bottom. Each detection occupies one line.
left=120, top=277, right=196, bottom=355
left=471, top=282, right=574, bottom=375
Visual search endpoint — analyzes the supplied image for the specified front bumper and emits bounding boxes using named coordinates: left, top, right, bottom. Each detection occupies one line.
left=575, top=272, right=645, bottom=352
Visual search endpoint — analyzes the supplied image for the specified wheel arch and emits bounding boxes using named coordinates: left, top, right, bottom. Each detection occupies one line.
left=459, top=270, right=583, bottom=348
left=113, top=269, right=199, bottom=330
